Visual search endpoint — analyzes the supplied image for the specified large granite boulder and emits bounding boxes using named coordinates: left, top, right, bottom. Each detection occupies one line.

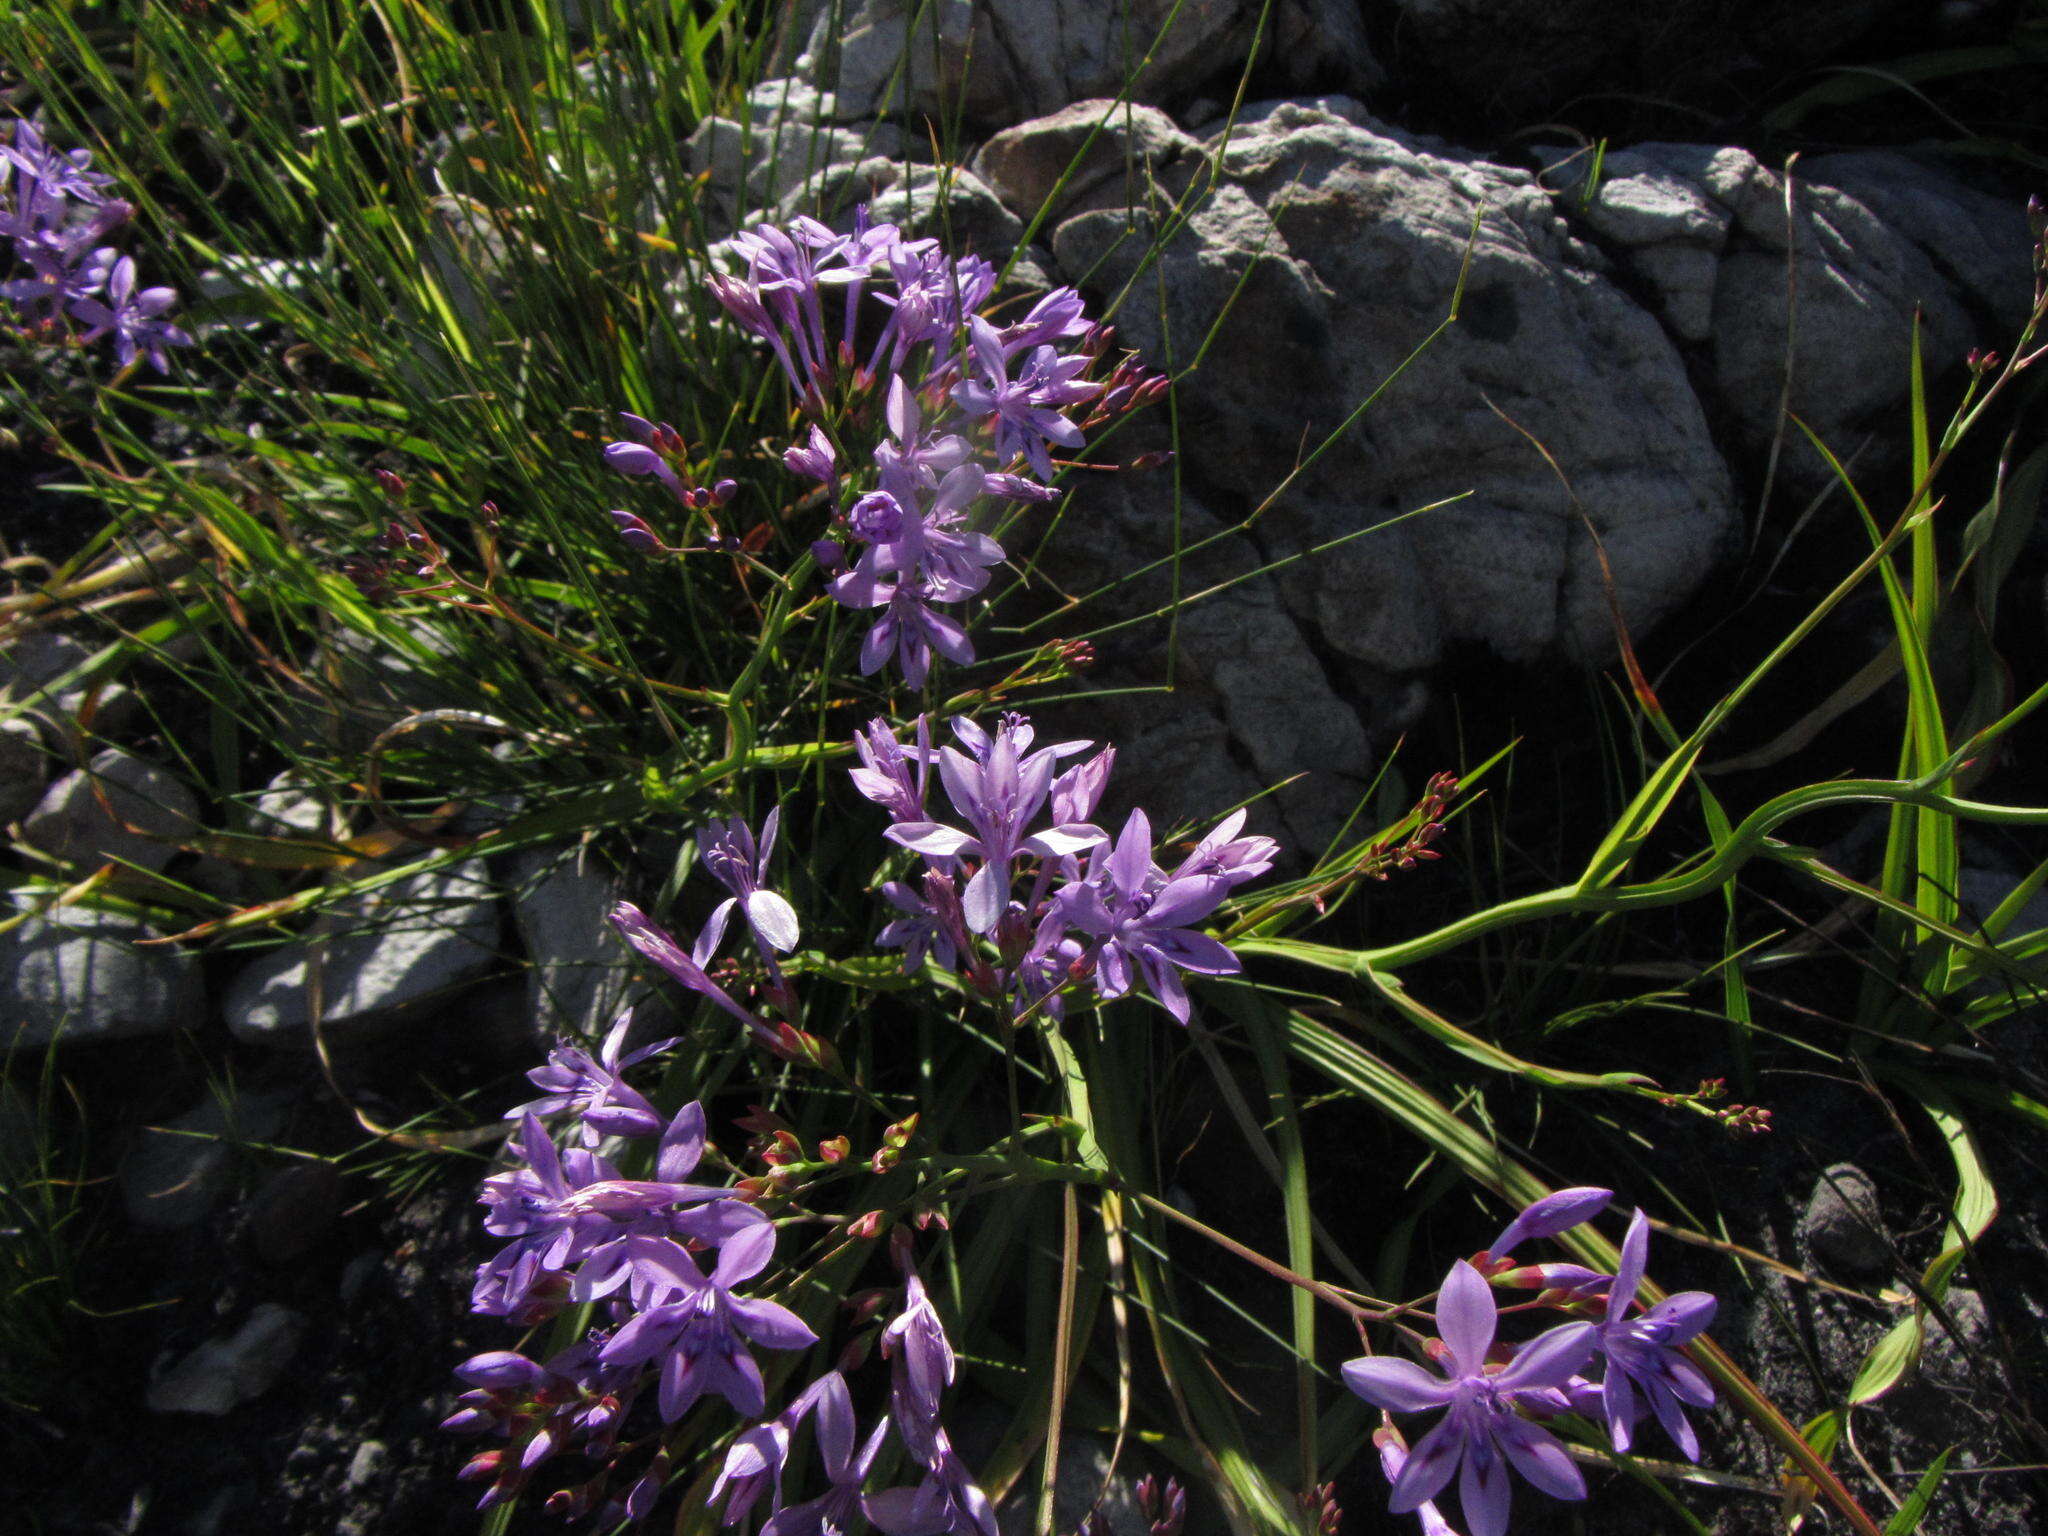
left=1034, top=99, right=1738, bottom=844
left=1542, top=143, right=2033, bottom=487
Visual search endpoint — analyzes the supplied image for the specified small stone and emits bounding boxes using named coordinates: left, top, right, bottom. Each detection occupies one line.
left=0, top=906, right=205, bottom=1047
left=249, top=770, right=339, bottom=838
left=0, top=718, right=46, bottom=823
left=223, top=859, right=505, bottom=1045
left=147, top=1304, right=309, bottom=1415
left=861, top=164, right=1024, bottom=256
left=246, top=1160, right=345, bottom=1262
left=1800, top=1163, right=1891, bottom=1274
left=122, top=1087, right=292, bottom=1232
left=21, top=747, right=201, bottom=873
left=973, top=99, right=1199, bottom=220
left=0, top=631, right=90, bottom=702
left=344, top=1440, right=389, bottom=1490
left=338, top=1250, right=383, bottom=1308
left=508, top=846, right=633, bottom=1041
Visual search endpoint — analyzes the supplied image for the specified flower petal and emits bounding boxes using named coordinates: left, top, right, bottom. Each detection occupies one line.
left=1342, top=1355, right=1456, bottom=1413
left=1494, top=1415, right=1588, bottom=1501
left=745, top=889, right=802, bottom=953
left=1437, top=1260, right=1498, bottom=1377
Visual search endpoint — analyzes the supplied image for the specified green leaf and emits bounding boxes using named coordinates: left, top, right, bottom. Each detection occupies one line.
left=1882, top=1448, right=1952, bottom=1536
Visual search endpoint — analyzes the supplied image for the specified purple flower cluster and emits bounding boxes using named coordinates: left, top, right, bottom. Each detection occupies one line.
left=448, top=1035, right=817, bottom=1518
left=1344, top=1189, right=1718, bottom=1536
left=856, top=710, right=1277, bottom=1024
left=1, top=118, right=188, bottom=370
left=604, top=207, right=1165, bottom=688
left=712, top=1245, right=998, bottom=1536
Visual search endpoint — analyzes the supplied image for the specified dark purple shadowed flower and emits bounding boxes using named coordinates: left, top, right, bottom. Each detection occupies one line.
left=877, top=870, right=970, bottom=975
left=506, top=1010, right=678, bottom=1146
left=1483, top=1188, right=1613, bottom=1262
left=692, top=808, right=802, bottom=968
left=761, top=1373, right=890, bottom=1536
left=863, top=1428, right=999, bottom=1536
left=66, top=253, right=189, bottom=371
left=597, top=1221, right=817, bottom=1420
left=1342, top=1260, right=1598, bottom=1536
left=1051, top=808, right=1242, bottom=1024
left=881, top=1258, right=957, bottom=1459
left=1591, top=1209, right=1717, bottom=1460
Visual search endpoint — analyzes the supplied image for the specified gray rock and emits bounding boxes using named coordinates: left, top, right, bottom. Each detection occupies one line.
left=0, top=631, right=91, bottom=703
left=994, top=1432, right=1144, bottom=1536
left=1037, top=100, right=1735, bottom=844
left=121, top=1087, right=293, bottom=1232
left=0, top=906, right=205, bottom=1047
left=1800, top=1162, right=1891, bottom=1274
left=745, top=75, right=843, bottom=126
left=861, top=163, right=1023, bottom=254
left=0, top=717, right=46, bottom=823
left=146, top=1303, right=309, bottom=1415
left=1543, top=142, right=2032, bottom=484
left=0, top=632, right=141, bottom=745
left=690, top=109, right=904, bottom=217
left=508, top=846, right=633, bottom=1041
left=249, top=769, right=340, bottom=839
left=791, top=0, right=1378, bottom=126
left=223, top=859, right=505, bottom=1045
left=246, top=1160, right=345, bottom=1262
left=344, top=1439, right=389, bottom=1490
left=974, top=99, right=1202, bottom=222
left=21, top=747, right=200, bottom=873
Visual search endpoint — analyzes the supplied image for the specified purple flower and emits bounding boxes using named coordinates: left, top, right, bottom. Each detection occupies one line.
left=1167, top=808, right=1280, bottom=890
left=692, top=808, right=802, bottom=967
left=952, top=316, right=1099, bottom=479
left=1342, top=1261, right=1597, bottom=1536
left=611, top=900, right=783, bottom=1049
left=597, top=1220, right=817, bottom=1420
left=2, top=120, right=116, bottom=211
left=864, top=1429, right=998, bottom=1536
left=470, top=1110, right=735, bottom=1319
left=867, top=244, right=994, bottom=380
left=851, top=715, right=933, bottom=822
left=67, top=253, right=189, bottom=371
left=882, top=1261, right=957, bottom=1458
left=761, top=1373, right=889, bottom=1536
left=1052, top=808, right=1243, bottom=1024
left=1484, top=1187, right=1612, bottom=1262
left=886, top=714, right=1103, bottom=933
left=783, top=423, right=837, bottom=483
left=877, top=871, right=969, bottom=975
left=2, top=201, right=126, bottom=322
left=856, top=576, right=976, bottom=689
left=712, top=1416, right=791, bottom=1529
left=1590, top=1209, right=1717, bottom=1460
left=506, top=1010, right=678, bottom=1145
left=1373, top=1427, right=1459, bottom=1536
